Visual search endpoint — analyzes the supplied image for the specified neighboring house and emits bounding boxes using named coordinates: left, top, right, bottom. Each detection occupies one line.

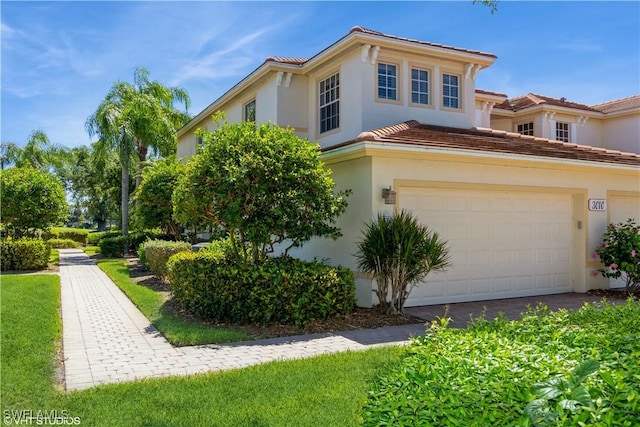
left=177, top=26, right=640, bottom=307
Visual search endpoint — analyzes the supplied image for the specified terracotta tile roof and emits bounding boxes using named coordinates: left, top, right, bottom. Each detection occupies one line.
left=350, top=26, right=497, bottom=59
left=349, top=121, right=640, bottom=166
left=475, top=88, right=508, bottom=98
left=494, top=93, right=600, bottom=113
left=265, top=56, right=309, bottom=65
left=591, top=95, right=640, bottom=114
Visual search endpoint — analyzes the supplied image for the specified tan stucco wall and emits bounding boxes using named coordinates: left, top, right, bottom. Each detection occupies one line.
left=294, top=144, right=640, bottom=306
left=601, top=114, right=640, bottom=153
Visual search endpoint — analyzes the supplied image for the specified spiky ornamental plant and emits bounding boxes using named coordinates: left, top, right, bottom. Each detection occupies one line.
left=356, top=210, right=451, bottom=314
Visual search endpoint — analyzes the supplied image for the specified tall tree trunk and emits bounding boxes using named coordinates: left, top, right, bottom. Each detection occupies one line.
left=135, top=138, right=147, bottom=189
left=121, top=165, right=130, bottom=254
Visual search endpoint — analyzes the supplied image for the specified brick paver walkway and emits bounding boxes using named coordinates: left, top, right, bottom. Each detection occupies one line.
left=59, top=249, right=425, bottom=391
left=59, top=248, right=616, bottom=391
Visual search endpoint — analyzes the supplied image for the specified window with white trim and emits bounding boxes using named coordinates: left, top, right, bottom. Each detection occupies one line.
left=319, top=73, right=339, bottom=134
left=517, top=122, right=534, bottom=136
left=411, top=68, right=429, bottom=105
left=244, top=99, right=256, bottom=122
left=556, top=122, right=569, bottom=142
left=442, top=73, right=460, bottom=109
left=377, top=63, right=397, bottom=100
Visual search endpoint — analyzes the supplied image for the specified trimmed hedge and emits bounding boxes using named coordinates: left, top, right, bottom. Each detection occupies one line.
left=47, top=238, right=79, bottom=249
left=1, top=239, right=51, bottom=271
left=87, top=230, right=120, bottom=245
left=140, top=240, right=191, bottom=280
left=42, top=227, right=88, bottom=245
left=167, top=253, right=355, bottom=327
left=94, top=230, right=174, bottom=256
left=99, top=236, right=127, bottom=258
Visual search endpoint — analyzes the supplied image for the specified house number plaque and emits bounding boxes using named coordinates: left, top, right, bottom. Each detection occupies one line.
left=588, top=199, right=607, bottom=211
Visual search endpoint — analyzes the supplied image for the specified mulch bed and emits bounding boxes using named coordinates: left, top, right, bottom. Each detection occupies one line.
left=125, top=258, right=421, bottom=340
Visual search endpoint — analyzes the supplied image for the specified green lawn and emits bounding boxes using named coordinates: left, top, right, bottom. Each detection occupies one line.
left=95, top=259, right=253, bottom=345
left=1, top=273, right=404, bottom=426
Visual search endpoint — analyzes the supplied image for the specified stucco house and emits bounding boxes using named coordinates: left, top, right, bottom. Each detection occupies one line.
left=177, top=26, right=640, bottom=308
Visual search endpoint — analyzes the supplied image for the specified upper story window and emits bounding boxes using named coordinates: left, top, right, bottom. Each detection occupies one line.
left=244, top=99, right=256, bottom=122
left=377, top=63, right=398, bottom=100
left=319, top=73, right=340, bottom=134
left=442, top=73, right=460, bottom=109
left=411, top=68, right=429, bottom=105
left=517, top=122, right=534, bottom=136
left=556, top=122, right=569, bottom=142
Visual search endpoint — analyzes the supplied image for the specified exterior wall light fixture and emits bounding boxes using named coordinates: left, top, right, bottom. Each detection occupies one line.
left=382, top=187, right=396, bottom=204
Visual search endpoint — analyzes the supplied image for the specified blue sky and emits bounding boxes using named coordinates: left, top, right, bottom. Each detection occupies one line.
left=2, top=1, right=639, bottom=149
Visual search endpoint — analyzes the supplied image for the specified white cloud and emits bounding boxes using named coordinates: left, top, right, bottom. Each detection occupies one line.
left=554, top=40, right=602, bottom=53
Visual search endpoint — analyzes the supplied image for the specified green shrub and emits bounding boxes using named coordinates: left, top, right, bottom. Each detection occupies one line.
left=1, top=239, right=51, bottom=271
left=87, top=231, right=120, bottom=245
left=362, top=300, right=640, bottom=426
left=168, top=254, right=355, bottom=327
left=140, top=239, right=191, bottom=280
left=42, top=227, right=89, bottom=245
left=47, top=238, right=79, bottom=249
left=99, top=236, right=127, bottom=258
left=594, top=218, right=640, bottom=293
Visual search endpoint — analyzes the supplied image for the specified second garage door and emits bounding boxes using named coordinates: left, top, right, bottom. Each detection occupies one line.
left=400, top=187, right=574, bottom=306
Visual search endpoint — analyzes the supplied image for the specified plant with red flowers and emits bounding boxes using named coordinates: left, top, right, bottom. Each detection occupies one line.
left=594, top=218, right=640, bottom=294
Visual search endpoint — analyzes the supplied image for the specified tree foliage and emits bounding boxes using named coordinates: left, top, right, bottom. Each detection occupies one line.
left=1, top=130, right=66, bottom=172
left=133, top=157, right=184, bottom=239
left=594, top=218, right=640, bottom=294
left=356, top=210, right=451, bottom=314
left=173, top=117, right=350, bottom=264
left=86, top=67, right=191, bottom=248
left=0, top=167, right=69, bottom=238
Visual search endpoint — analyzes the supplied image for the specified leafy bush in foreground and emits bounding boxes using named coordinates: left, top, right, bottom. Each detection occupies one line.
left=1, top=239, right=51, bottom=271
left=167, top=253, right=355, bottom=327
left=363, top=300, right=640, bottom=426
left=140, top=239, right=191, bottom=280
left=595, top=218, right=640, bottom=293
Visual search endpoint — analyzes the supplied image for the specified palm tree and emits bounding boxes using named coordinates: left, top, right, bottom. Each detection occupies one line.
left=86, top=67, right=190, bottom=251
left=1, top=130, right=65, bottom=171
left=356, top=210, right=452, bottom=314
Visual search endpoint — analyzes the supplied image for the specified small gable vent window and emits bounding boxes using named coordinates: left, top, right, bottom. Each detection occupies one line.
left=442, top=73, right=460, bottom=109
left=517, top=122, right=534, bottom=136
left=556, top=122, right=570, bottom=142
left=244, top=99, right=256, bottom=122
left=411, top=68, right=429, bottom=105
left=377, top=63, right=398, bottom=100
left=319, top=73, right=340, bottom=134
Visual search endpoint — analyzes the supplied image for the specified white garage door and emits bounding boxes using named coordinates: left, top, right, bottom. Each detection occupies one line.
left=400, top=187, right=574, bottom=306
left=608, top=195, right=640, bottom=289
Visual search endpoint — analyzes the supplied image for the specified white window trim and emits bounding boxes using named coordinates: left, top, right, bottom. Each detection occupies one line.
left=516, top=121, right=534, bottom=136
left=376, top=60, right=402, bottom=105
left=318, top=71, right=340, bottom=136
left=441, top=71, right=463, bottom=111
left=555, top=121, right=570, bottom=142
left=243, top=98, right=256, bottom=122
left=409, top=64, right=433, bottom=108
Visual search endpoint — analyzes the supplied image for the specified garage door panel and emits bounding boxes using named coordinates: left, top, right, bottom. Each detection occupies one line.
left=402, top=187, right=574, bottom=306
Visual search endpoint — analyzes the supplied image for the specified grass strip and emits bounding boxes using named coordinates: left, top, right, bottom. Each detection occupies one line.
left=1, top=274, right=61, bottom=409
left=96, top=259, right=253, bottom=345
left=1, top=272, right=405, bottom=426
